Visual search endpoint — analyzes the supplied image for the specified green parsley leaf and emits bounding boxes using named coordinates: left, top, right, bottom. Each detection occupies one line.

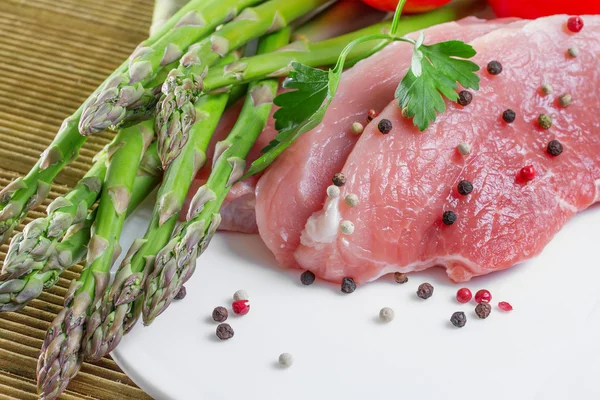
left=242, top=62, right=341, bottom=179
left=395, top=39, right=480, bottom=131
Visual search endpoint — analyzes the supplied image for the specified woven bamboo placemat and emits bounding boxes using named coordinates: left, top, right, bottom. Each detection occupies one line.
left=0, top=0, right=156, bottom=398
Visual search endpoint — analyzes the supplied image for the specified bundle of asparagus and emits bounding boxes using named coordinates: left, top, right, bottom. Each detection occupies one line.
left=0, top=0, right=478, bottom=398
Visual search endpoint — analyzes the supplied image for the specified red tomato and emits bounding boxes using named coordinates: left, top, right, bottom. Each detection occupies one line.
left=362, top=0, right=452, bottom=13
left=487, top=0, right=600, bottom=18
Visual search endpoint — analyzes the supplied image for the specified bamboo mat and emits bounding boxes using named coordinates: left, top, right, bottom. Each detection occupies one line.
left=0, top=0, right=157, bottom=398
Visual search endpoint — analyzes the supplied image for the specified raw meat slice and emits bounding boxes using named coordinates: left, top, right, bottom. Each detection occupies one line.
left=255, top=17, right=520, bottom=268
left=295, top=15, right=600, bottom=284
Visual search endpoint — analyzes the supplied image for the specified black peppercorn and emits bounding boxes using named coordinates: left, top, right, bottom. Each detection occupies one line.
left=341, top=277, right=356, bottom=294
left=216, top=323, right=234, bottom=340
left=547, top=140, right=563, bottom=156
left=442, top=211, right=457, bottom=226
left=502, top=109, right=516, bottom=123
left=301, top=270, right=316, bottom=285
left=450, top=311, right=467, bottom=327
left=487, top=60, right=503, bottom=75
left=417, top=282, right=434, bottom=299
left=175, top=286, right=187, bottom=300
left=475, top=302, right=492, bottom=319
left=212, top=306, right=228, bottom=322
left=457, top=180, right=473, bottom=196
left=332, top=172, right=346, bottom=187
left=378, top=119, right=393, bottom=134
left=394, top=272, right=408, bottom=284
left=457, top=90, right=473, bottom=106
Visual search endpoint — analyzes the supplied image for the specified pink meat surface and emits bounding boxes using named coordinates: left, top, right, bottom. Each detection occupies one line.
left=255, top=17, right=519, bottom=268
left=295, top=15, right=600, bottom=284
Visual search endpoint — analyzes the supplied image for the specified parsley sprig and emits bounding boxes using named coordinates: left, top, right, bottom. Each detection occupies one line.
left=242, top=0, right=479, bottom=179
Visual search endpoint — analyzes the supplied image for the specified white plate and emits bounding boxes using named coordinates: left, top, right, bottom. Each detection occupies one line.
left=112, top=195, right=600, bottom=400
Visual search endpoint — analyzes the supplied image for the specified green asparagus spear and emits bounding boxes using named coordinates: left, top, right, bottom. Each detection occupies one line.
left=79, top=0, right=264, bottom=136
left=37, top=120, right=154, bottom=400
left=156, top=0, right=329, bottom=167
left=143, top=28, right=289, bottom=325
left=202, top=4, right=470, bottom=91
left=150, top=0, right=189, bottom=36
left=0, top=142, right=162, bottom=313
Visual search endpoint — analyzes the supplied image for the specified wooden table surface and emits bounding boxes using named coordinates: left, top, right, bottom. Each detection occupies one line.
left=0, top=0, right=157, bottom=398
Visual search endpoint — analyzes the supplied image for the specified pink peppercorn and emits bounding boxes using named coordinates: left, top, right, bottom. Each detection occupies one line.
left=567, top=16, right=584, bottom=33
left=456, top=288, right=472, bottom=303
left=232, top=300, right=250, bottom=315
left=475, top=289, right=492, bottom=304
left=498, top=301, right=513, bottom=311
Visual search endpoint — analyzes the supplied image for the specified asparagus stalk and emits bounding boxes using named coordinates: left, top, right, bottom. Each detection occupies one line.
left=36, top=120, right=154, bottom=400
left=83, top=54, right=244, bottom=360
left=150, top=0, right=189, bottom=36
left=0, top=143, right=162, bottom=313
left=156, top=0, right=329, bottom=167
left=292, top=0, right=388, bottom=43
left=79, top=0, right=264, bottom=136
left=203, top=4, right=470, bottom=91
left=0, top=0, right=211, bottom=246
left=143, top=29, right=289, bottom=325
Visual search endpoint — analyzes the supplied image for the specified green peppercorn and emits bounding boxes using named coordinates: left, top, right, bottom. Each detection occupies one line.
left=558, top=94, right=572, bottom=107
left=538, top=114, right=552, bottom=130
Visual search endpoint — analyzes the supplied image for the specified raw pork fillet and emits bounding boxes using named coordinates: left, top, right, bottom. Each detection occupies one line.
left=255, top=17, right=519, bottom=267
left=295, top=15, right=600, bottom=283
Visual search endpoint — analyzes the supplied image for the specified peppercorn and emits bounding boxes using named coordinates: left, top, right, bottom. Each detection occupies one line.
left=341, top=277, right=356, bottom=294
left=344, top=194, right=359, bottom=207
left=301, top=270, right=316, bottom=286
left=216, top=323, right=234, bottom=340
left=401, top=107, right=410, bottom=119
left=351, top=121, right=364, bottom=135
left=538, top=114, right=552, bottom=130
left=175, top=286, right=187, bottom=300
left=379, top=307, right=395, bottom=323
left=558, top=94, right=572, bottom=108
left=567, top=16, right=584, bottom=33
left=450, top=311, right=467, bottom=328
left=212, top=306, right=228, bottom=322
left=442, top=210, right=457, bottom=226
left=378, top=119, right=393, bottom=134
left=233, top=290, right=248, bottom=301
left=568, top=47, right=579, bottom=58
left=502, top=109, right=516, bottom=123
left=457, top=90, right=473, bottom=106
left=547, top=140, right=563, bottom=156
left=487, top=60, right=503, bottom=75
left=457, top=180, right=473, bottom=196
left=457, top=142, right=471, bottom=156
left=340, top=220, right=355, bottom=235
left=279, top=353, right=294, bottom=367
left=367, top=109, right=378, bottom=122
left=541, top=83, right=553, bottom=95
left=520, top=165, right=536, bottom=181
left=417, top=282, right=434, bottom=299
left=332, top=172, right=346, bottom=187
left=232, top=300, right=250, bottom=315
left=475, top=302, right=492, bottom=319
left=327, top=185, right=340, bottom=198
left=394, top=272, right=408, bottom=284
